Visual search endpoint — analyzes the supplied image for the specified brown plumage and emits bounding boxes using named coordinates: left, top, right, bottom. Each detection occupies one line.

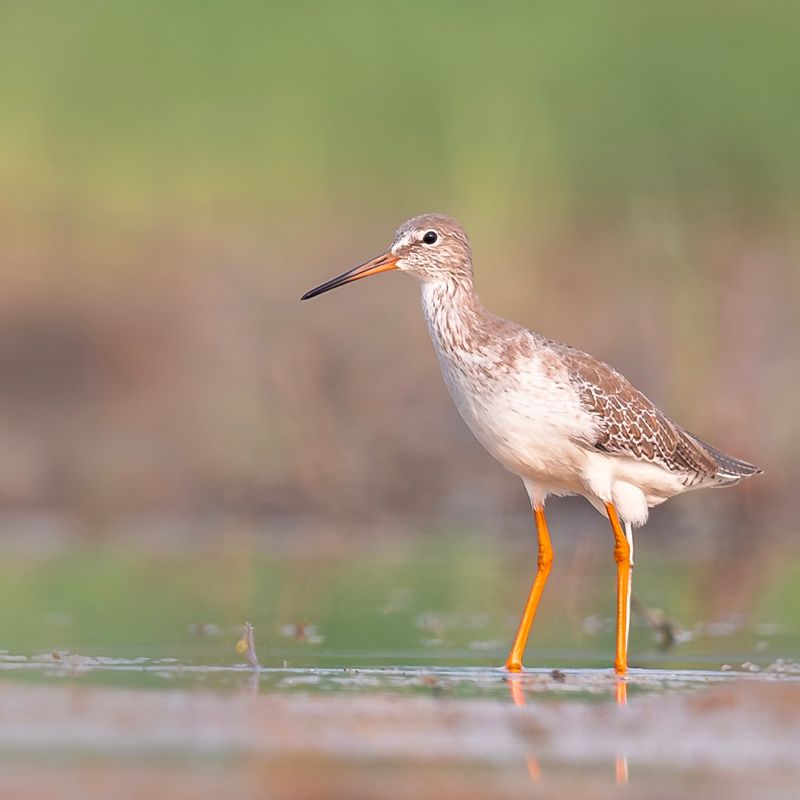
left=556, top=343, right=759, bottom=486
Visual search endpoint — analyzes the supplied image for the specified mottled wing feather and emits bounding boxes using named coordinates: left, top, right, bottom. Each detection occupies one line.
left=555, top=345, right=719, bottom=483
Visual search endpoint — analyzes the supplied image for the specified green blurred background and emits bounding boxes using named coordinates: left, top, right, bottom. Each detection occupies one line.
left=0, top=1, right=798, bottom=669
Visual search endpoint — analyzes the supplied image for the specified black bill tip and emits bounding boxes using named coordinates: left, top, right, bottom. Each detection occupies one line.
left=300, top=253, right=398, bottom=302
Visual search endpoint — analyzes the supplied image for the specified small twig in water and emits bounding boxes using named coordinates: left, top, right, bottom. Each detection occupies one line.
left=235, top=622, right=260, bottom=670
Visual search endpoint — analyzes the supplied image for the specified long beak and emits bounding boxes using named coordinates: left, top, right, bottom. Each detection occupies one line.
left=300, top=252, right=399, bottom=300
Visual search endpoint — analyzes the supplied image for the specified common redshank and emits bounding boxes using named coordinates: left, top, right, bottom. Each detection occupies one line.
left=301, top=214, right=762, bottom=674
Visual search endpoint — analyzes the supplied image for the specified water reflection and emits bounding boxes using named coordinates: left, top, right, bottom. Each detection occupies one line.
left=505, top=674, right=542, bottom=783
left=615, top=680, right=629, bottom=786
left=506, top=671, right=631, bottom=786
left=507, top=673, right=526, bottom=708
left=2, top=661, right=799, bottom=799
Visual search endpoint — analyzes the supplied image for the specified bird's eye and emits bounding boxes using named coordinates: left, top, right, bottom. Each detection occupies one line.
left=422, top=230, right=438, bottom=245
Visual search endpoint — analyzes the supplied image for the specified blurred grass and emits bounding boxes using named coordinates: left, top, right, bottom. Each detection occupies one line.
left=0, top=2, right=797, bottom=534
left=1, top=2, right=800, bottom=224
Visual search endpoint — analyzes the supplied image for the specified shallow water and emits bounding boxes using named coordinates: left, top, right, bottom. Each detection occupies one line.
left=1, top=653, right=799, bottom=695
left=1, top=529, right=799, bottom=797
left=1, top=660, right=799, bottom=799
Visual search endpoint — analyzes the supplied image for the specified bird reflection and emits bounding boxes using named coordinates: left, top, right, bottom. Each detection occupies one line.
left=506, top=673, right=630, bottom=787
left=506, top=674, right=542, bottom=783
left=615, top=679, right=629, bottom=785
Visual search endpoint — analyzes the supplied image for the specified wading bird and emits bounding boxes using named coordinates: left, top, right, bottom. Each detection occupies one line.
left=301, top=215, right=761, bottom=674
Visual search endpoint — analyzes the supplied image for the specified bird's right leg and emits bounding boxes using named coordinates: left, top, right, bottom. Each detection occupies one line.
left=504, top=504, right=553, bottom=672
left=605, top=502, right=634, bottom=675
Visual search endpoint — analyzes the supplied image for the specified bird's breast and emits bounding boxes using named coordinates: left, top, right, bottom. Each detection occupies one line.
left=421, top=293, right=595, bottom=481
left=440, top=350, right=591, bottom=474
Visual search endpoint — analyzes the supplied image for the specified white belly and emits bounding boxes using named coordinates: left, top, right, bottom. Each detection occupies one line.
left=434, top=345, right=594, bottom=490
left=438, top=351, right=691, bottom=525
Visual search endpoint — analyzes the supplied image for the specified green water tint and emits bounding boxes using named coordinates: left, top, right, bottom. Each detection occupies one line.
left=0, top=532, right=798, bottom=687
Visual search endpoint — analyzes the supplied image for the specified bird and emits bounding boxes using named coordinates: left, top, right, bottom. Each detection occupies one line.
left=300, top=214, right=762, bottom=675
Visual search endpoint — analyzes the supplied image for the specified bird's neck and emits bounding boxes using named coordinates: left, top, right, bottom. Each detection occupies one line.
left=420, top=277, right=494, bottom=356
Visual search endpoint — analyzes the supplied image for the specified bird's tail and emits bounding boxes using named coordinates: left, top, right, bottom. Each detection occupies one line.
left=684, top=431, right=763, bottom=485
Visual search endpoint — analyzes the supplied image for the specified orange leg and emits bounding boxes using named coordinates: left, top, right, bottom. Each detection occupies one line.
left=504, top=506, right=553, bottom=672
left=605, top=502, right=633, bottom=675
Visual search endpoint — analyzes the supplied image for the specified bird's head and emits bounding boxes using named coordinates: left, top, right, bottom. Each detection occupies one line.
left=300, top=214, right=472, bottom=300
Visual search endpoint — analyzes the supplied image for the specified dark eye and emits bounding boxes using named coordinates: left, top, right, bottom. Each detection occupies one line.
left=422, top=230, right=438, bottom=245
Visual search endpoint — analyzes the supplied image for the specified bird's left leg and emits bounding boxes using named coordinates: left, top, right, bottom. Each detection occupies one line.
left=605, top=502, right=634, bottom=674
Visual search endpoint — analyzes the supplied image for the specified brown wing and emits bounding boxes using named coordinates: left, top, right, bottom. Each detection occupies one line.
left=555, top=344, right=719, bottom=483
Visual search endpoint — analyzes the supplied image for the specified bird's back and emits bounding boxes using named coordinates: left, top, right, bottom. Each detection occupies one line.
left=549, top=339, right=762, bottom=488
